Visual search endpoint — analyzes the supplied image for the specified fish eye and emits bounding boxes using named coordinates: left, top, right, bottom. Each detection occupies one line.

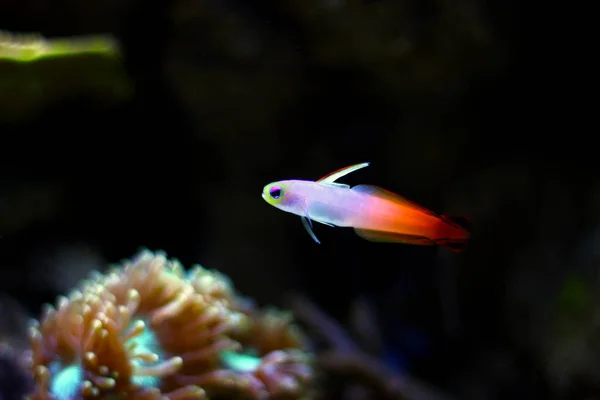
left=269, top=186, right=282, bottom=199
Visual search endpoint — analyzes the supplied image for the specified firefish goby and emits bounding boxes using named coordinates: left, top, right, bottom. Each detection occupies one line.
left=261, top=162, right=471, bottom=252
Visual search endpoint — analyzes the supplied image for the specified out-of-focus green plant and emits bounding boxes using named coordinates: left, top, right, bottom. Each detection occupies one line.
left=544, top=272, right=600, bottom=391
left=557, top=275, right=591, bottom=317
left=0, top=30, right=132, bottom=122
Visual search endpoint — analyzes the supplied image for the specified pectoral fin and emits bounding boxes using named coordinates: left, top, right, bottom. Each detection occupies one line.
left=302, top=216, right=320, bottom=244
left=317, top=162, right=370, bottom=184
left=354, top=228, right=436, bottom=245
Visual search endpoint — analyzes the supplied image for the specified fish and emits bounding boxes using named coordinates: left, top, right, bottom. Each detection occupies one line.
left=261, top=162, right=471, bottom=252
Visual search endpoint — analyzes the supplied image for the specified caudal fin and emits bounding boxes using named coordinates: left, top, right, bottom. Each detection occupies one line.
left=436, top=214, right=471, bottom=252
left=441, top=215, right=471, bottom=232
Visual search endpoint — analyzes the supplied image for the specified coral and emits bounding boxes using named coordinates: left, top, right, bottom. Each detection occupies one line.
left=26, top=249, right=313, bottom=399
left=218, top=308, right=313, bottom=399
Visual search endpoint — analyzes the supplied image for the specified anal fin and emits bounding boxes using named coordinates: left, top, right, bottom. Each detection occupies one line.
left=435, top=238, right=468, bottom=253
left=354, top=228, right=435, bottom=245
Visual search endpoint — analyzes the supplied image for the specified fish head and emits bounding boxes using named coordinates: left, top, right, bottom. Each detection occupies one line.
left=262, top=180, right=306, bottom=216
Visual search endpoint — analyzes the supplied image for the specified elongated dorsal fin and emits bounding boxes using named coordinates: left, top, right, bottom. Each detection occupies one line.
left=317, top=162, right=370, bottom=184
left=351, top=184, right=440, bottom=217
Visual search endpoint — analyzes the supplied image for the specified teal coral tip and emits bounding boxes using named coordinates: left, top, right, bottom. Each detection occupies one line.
left=220, top=350, right=262, bottom=372
left=49, top=362, right=82, bottom=400
left=128, top=320, right=163, bottom=388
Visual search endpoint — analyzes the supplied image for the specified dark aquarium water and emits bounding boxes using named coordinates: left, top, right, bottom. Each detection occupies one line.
left=0, top=1, right=594, bottom=399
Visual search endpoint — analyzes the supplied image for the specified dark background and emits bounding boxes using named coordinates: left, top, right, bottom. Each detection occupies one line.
left=0, top=0, right=596, bottom=399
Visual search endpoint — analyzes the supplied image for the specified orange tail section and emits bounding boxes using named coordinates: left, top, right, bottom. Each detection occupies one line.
left=435, top=215, right=471, bottom=252
left=349, top=184, right=471, bottom=252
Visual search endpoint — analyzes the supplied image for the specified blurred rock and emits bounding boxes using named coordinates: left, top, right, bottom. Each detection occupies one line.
left=0, top=181, right=65, bottom=236
left=25, top=242, right=106, bottom=293
left=0, top=294, right=32, bottom=400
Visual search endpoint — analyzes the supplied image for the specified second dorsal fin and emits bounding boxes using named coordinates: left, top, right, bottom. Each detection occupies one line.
left=351, top=184, right=440, bottom=217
